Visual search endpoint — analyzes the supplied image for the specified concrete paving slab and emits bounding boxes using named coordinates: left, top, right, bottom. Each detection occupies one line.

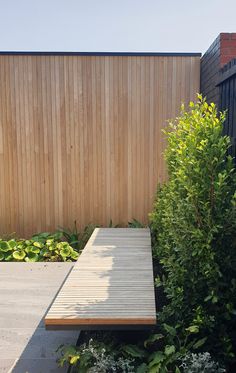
left=10, top=359, right=66, bottom=373
left=0, top=263, right=79, bottom=373
left=0, top=360, right=16, bottom=373
left=0, top=328, right=78, bottom=360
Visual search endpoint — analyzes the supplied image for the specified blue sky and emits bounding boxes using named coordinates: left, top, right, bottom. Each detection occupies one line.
left=0, top=0, right=235, bottom=54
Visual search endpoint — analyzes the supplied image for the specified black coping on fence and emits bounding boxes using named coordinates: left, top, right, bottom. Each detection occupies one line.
left=217, top=58, right=236, bottom=86
left=0, top=51, right=202, bottom=57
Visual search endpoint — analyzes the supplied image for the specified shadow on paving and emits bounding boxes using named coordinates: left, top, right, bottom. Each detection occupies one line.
left=0, top=263, right=78, bottom=373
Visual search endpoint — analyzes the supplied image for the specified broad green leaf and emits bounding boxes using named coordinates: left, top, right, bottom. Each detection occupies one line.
left=0, top=241, right=10, bottom=252
left=0, top=252, right=4, bottom=260
left=148, top=351, right=165, bottom=367
left=25, top=246, right=40, bottom=254
left=70, top=355, right=80, bottom=364
left=144, top=334, right=164, bottom=348
left=122, top=344, right=147, bottom=358
left=26, top=252, right=39, bottom=262
left=41, top=247, right=50, bottom=256
left=13, top=250, right=26, bottom=260
left=148, top=364, right=161, bottom=373
left=137, top=363, right=148, bottom=373
left=7, top=240, right=17, bottom=249
left=185, top=325, right=199, bottom=334
left=32, top=232, right=50, bottom=240
left=60, top=247, right=72, bottom=257
left=57, top=242, right=69, bottom=250
left=192, top=337, right=207, bottom=349
left=163, top=324, right=176, bottom=336
left=70, top=250, right=79, bottom=260
left=33, top=241, right=44, bottom=248
left=4, top=252, right=13, bottom=261
left=164, top=345, right=175, bottom=356
left=46, top=239, right=54, bottom=246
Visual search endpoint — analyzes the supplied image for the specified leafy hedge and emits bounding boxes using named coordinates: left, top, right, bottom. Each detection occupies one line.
left=150, top=96, right=236, bottom=366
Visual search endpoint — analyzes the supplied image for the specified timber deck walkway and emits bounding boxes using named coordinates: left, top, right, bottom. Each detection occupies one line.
left=45, top=228, right=156, bottom=329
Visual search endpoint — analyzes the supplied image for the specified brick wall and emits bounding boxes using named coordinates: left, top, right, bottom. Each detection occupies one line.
left=220, top=33, right=236, bottom=66
left=201, top=33, right=236, bottom=107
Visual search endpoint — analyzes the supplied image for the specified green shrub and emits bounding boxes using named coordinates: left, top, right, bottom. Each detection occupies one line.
left=0, top=231, right=79, bottom=262
left=57, top=338, right=143, bottom=373
left=128, top=218, right=146, bottom=228
left=150, top=96, right=236, bottom=362
left=58, top=221, right=98, bottom=252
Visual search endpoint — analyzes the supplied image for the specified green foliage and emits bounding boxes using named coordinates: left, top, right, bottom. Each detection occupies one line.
left=57, top=339, right=137, bottom=372
left=57, top=328, right=224, bottom=372
left=0, top=219, right=145, bottom=263
left=0, top=232, right=79, bottom=262
left=150, top=96, right=236, bottom=362
left=58, top=221, right=98, bottom=252
left=128, top=219, right=145, bottom=228
left=180, top=352, right=226, bottom=373
left=144, top=322, right=209, bottom=372
left=108, top=219, right=120, bottom=228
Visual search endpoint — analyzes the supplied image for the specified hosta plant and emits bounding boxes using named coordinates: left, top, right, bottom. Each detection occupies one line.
left=0, top=232, right=79, bottom=262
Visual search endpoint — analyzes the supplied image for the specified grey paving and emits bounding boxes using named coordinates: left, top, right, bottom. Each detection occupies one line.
left=0, top=263, right=79, bottom=373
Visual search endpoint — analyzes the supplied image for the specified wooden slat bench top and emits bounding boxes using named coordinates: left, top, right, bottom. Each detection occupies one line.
left=44, top=228, right=156, bottom=329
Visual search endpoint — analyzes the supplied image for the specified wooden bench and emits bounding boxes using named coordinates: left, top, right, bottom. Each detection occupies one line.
left=45, top=228, right=156, bottom=329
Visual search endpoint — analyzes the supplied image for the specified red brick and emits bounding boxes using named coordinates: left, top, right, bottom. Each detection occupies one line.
left=221, top=40, right=236, bottom=48
left=220, top=33, right=231, bottom=40
left=221, top=48, right=236, bottom=56
left=220, top=56, right=235, bottom=66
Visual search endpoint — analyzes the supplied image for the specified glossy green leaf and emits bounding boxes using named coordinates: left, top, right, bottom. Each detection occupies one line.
left=13, top=250, right=26, bottom=260
left=144, top=334, right=164, bottom=348
left=192, top=337, right=207, bottom=349
left=122, top=344, right=147, bottom=358
left=26, top=252, right=39, bottom=262
left=163, top=324, right=176, bottom=336
left=137, top=363, right=148, bottom=373
left=0, top=241, right=10, bottom=252
left=60, top=247, right=71, bottom=257
left=164, top=345, right=175, bottom=356
left=33, top=241, right=44, bottom=248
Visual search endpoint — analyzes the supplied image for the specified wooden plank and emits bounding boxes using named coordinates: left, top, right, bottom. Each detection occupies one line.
left=45, top=228, right=156, bottom=328
left=0, top=55, right=200, bottom=236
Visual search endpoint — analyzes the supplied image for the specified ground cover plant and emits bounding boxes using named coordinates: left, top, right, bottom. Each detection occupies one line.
left=0, top=231, right=79, bottom=262
left=0, top=220, right=144, bottom=262
left=57, top=330, right=225, bottom=372
left=58, top=221, right=99, bottom=252
left=57, top=96, right=236, bottom=372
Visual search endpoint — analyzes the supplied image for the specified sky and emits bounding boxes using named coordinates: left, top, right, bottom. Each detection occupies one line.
left=0, top=0, right=235, bottom=54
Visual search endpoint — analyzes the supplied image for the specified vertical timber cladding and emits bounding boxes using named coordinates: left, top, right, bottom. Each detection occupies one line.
left=0, top=53, right=200, bottom=236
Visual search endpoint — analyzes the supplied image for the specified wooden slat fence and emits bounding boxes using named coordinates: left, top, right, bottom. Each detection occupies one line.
left=0, top=53, right=200, bottom=236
